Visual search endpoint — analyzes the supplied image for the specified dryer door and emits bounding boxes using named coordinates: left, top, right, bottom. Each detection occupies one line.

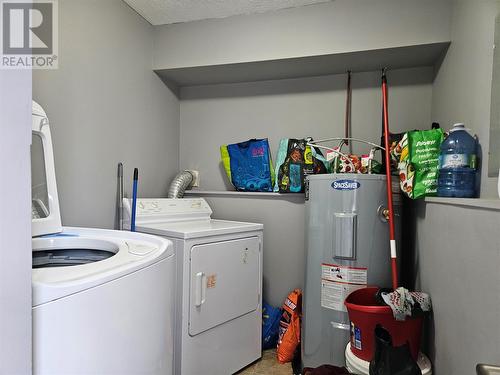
left=189, top=236, right=260, bottom=336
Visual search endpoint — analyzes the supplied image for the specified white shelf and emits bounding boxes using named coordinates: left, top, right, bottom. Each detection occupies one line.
left=184, top=190, right=305, bottom=198
left=155, top=42, right=450, bottom=87
left=423, top=197, right=500, bottom=211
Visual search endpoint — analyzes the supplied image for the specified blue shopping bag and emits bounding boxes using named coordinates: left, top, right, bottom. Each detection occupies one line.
left=262, top=301, right=282, bottom=350
left=220, top=139, right=275, bottom=192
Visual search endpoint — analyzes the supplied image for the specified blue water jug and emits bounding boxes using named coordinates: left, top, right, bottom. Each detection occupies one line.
left=437, top=123, right=477, bottom=197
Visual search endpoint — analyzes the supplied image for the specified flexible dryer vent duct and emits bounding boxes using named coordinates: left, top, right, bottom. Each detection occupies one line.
left=168, top=171, right=194, bottom=198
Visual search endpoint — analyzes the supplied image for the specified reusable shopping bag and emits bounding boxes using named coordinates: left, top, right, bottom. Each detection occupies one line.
left=275, top=138, right=327, bottom=193
left=220, top=139, right=275, bottom=192
left=392, top=129, right=444, bottom=199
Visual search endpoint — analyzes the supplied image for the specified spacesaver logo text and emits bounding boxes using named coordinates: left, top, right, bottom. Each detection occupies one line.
left=1, top=0, right=58, bottom=69
left=332, top=180, right=361, bottom=191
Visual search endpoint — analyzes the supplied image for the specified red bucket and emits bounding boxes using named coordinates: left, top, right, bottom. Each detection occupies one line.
left=344, top=287, right=423, bottom=362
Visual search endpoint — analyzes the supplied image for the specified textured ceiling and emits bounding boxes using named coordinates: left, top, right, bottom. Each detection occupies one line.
left=124, top=0, right=334, bottom=25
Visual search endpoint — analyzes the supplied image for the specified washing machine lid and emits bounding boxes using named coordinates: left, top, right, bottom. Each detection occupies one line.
left=32, top=227, right=173, bottom=306
left=31, top=101, right=63, bottom=237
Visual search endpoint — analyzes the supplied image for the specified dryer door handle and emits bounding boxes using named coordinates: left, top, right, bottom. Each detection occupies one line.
left=194, top=272, right=207, bottom=307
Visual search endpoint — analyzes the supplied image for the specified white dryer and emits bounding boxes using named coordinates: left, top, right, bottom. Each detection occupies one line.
left=125, top=198, right=263, bottom=375
left=31, top=101, right=175, bottom=375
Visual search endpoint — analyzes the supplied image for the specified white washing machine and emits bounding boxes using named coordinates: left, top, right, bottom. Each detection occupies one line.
left=124, top=198, right=263, bottom=375
left=31, top=101, right=175, bottom=374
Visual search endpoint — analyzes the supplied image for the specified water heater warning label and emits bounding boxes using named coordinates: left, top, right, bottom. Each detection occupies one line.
left=321, top=263, right=367, bottom=312
left=321, top=263, right=367, bottom=284
left=321, top=280, right=365, bottom=312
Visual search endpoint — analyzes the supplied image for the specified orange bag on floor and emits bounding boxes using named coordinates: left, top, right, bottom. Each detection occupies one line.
left=277, top=289, right=302, bottom=363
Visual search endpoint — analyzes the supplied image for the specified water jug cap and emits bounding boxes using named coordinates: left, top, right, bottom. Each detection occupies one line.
left=450, top=123, right=467, bottom=132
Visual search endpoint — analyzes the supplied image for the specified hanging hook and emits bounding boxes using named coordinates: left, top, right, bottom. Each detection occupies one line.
left=381, top=67, right=388, bottom=79
left=344, top=70, right=352, bottom=153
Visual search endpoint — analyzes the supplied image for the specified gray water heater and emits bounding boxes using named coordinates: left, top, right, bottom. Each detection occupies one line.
left=302, top=174, right=401, bottom=368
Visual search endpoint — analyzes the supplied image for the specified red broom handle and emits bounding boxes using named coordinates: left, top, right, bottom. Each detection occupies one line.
left=382, top=72, right=399, bottom=290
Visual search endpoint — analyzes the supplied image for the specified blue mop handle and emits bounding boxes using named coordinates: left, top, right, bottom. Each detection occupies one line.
left=130, top=168, right=138, bottom=232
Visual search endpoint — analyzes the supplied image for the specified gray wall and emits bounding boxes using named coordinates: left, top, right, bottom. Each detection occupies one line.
left=33, top=0, right=180, bottom=229
left=0, top=70, right=32, bottom=373
left=180, top=67, right=434, bottom=190
left=431, top=0, right=500, bottom=198
left=153, top=0, right=451, bottom=69
left=421, top=3, right=500, bottom=372
left=195, top=194, right=306, bottom=307
left=181, top=67, right=434, bottom=305
left=489, top=14, right=500, bottom=177
left=413, top=201, right=500, bottom=374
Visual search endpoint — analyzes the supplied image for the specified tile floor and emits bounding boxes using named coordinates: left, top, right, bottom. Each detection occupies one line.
left=236, top=349, right=293, bottom=375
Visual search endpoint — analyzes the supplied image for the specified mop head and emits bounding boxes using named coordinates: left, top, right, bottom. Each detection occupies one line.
left=381, top=287, right=432, bottom=321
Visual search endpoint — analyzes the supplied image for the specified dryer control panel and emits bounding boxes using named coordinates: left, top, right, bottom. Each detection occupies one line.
left=123, top=198, right=213, bottom=226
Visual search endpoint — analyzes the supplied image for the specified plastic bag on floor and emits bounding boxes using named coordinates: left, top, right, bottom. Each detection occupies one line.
left=262, top=302, right=282, bottom=350
left=277, top=289, right=302, bottom=363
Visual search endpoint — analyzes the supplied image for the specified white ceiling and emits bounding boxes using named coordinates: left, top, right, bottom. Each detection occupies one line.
left=124, top=0, right=334, bottom=26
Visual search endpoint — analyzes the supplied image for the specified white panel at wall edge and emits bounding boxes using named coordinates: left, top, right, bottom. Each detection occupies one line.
left=0, top=69, right=32, bottom=374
